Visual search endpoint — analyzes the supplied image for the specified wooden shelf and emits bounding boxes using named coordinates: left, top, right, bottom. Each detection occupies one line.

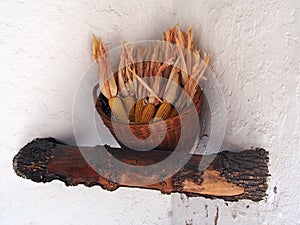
left=13, top=138, right=269, bottom=201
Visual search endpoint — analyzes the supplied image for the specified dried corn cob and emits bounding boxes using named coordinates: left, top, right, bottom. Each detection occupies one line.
left=140, top=103, right=156, bottom=123
left=129, top=52, right=163, bottom=123
left=153, top=101, right=172, bottom=121
left=134, top=98, right=145, bottom=123
left=109, top=96, right=128, bottom=121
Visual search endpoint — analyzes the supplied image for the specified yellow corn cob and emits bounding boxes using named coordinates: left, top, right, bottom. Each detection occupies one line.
left=153, top=101, right=172, bottom=121
left=108, top=96, right=128, bottom=122
left=140, top=103, right=156, bottom=123
left=134, top=99, right=145, bottom=123
left=169, top=107, right=179, bottom=118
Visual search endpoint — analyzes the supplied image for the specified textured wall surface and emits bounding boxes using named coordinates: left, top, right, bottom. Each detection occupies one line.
left=1, top=0, right=299, bottom=224
left=172, top=0, right=300, bottom=224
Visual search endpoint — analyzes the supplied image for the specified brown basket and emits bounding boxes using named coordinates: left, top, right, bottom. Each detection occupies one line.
left=95, top=86, right=204, bottom=151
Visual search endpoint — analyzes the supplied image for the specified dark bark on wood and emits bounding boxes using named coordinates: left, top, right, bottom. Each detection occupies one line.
left=13, top=138, right=269, bottom=202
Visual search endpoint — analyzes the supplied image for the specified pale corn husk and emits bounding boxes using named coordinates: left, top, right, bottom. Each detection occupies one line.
left=163, top=27, right=177, bottom=79
left=124, top=95, right=135, bottom=117
left=187, top=26, right=194, bottom=51
left=141, top=44, right=153, bottom=99
left=92, top=34, right=99, bottom=60
left=174, top=25, right=189, bottom=86
left=92, top=35, right=118, bottom=99
left=134, top=45, right=144, bottom=99
left=117, top=44, right=129, bottom=97
left=148, top=41, right=162, bottom=105
left=148, top=57, right=175, bottom=107
left=177, top=47, right=189, bottom=85
left=116, top=42, right=138, bottom=120
left=175, top=24, right=188, bottom=49
left=129, top=67, right=162, bottom=104
left=149, top=41, right=161, bottom=80
left=162, top=57, right=181, bottom=104
left=188, top=52, right=210, bottom=98
left=143, top=44, right=152, bottom=78
left=185, top=26, right=194, bottom=80
left=123, top=43, right=136, bottom=88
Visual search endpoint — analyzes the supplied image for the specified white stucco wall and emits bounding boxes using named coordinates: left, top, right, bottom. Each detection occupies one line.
left=171, top=0, right=300, bottom=224
left=1, top=0, right=299, bottom=224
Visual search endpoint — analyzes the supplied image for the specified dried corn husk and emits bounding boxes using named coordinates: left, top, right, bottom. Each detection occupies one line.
left=143, top=43, right=152, bottom=78
left=129, top=67, right=162, bottom=104
left=133, top=45, right=144, bottom=100
left=93, top=35, right=127, bottom=121
left=186, top=26, right=194, bottom=74
left=117, top=43, right=129, bottom=97
left=92, top=35, right=118, bottom=99
left=162, top=57, right=181, bottom=104
left=124, top=95, right=135, bottom=117
left=117, top=42, right=137, bottom=118
left=174, top=50, right=209, bottom=111
left=163, top=27, right=177, bottom=79
left=147, top=41, right=162, bottom=105
left=187, top=51, right=210, bottom=98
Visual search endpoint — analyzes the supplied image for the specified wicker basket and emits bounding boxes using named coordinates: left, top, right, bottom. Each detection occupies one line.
left=95, top=85, right=204, bottom=151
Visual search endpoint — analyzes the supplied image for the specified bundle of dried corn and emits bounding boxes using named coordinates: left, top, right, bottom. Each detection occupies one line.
left=93, top=24, right=210, bottom=124
left=92, top=35, right=127, bottom=121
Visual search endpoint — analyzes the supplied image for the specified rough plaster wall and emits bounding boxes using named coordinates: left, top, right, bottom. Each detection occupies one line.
left=172, top=0, right=300, bottom=224
left=0, top=1, right=173, bottom=225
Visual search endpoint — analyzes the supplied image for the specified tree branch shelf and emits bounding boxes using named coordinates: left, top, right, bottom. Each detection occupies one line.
left=13, top=138, right=269, bottom=202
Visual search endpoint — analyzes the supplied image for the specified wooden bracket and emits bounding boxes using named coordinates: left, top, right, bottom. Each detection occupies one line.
left=13, top=138, right=269, bottom=201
